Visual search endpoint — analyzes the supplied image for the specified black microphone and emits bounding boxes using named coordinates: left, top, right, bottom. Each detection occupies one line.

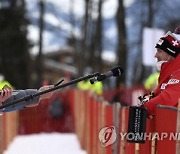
left=90, top=66, right=124, bottom=84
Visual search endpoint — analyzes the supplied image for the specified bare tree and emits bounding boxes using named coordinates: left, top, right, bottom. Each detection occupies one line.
left=78, top=0, right=91, bottom=75
left=116, top=0, right=127, bottom=87
left=89, top=0, right=103, bottom=72
left=35, top=0, right=45, bottom=86
left=79, top=0, right=104, bottom=74
left=129, top=0, right=155, bottom=86
left=0, top=0, right=31, bottom=88
left=95, top=0, right=103, bottom=72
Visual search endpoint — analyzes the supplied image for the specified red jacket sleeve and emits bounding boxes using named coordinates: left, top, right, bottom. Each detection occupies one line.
left=144, top=70, right=180, bottom=115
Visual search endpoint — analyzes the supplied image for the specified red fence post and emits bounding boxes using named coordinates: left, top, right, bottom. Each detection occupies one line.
left=139, top=118, right=155, bottom=154
left=105, top=104, right=113, bottom=154
left=89, top=95, right=96, bottom=154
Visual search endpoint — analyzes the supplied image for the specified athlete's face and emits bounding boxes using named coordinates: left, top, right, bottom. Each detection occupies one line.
left=155, top=48, right=174, bottom=62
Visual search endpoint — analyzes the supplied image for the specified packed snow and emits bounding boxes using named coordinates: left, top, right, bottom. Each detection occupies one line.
left=4, top=133, right=86, bottom=154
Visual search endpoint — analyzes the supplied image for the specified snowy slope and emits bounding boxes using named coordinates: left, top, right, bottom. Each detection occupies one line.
left=4, top=133, right=86, bottom=154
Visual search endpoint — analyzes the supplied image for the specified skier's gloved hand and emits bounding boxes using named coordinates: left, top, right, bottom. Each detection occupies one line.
left=138, top=92, right=154, bottom=106
left=138, top=96, right=149, bottom=105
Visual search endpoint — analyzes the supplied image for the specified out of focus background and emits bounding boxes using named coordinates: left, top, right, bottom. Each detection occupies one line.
left=0, top=0, right=180, bottom=153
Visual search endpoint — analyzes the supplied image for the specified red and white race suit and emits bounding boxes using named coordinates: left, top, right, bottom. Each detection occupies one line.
left=144, top=55, right=180, bottom=115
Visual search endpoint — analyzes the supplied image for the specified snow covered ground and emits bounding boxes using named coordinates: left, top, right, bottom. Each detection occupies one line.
left=4, top=133, right=87, bottom=154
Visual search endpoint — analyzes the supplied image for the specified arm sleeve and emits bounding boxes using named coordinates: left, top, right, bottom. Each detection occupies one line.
left=144, top=71, right=180, bottom=115
left=2, top=89, right=40, bottom=112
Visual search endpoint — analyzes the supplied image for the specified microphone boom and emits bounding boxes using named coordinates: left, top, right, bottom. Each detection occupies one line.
left=90, top=66, right=123, bottom=84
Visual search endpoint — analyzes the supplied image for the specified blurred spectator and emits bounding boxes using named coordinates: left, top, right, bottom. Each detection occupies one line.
left=77, top=67, right=103, bottom=96
left=0, top=73, right=13, bottom=90
left=144, top=72, right=160, bottom=91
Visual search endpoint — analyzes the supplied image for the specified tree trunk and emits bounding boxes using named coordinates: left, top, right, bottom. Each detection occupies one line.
left=116, top=0, right=127, bottom=87
left=36, top=0, right=45, bottom=86
left=89, top=0, right=103, bottom=72
left=96, top=0, right=103, bottom=72
left=0, top=0, right=31, bottom=88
